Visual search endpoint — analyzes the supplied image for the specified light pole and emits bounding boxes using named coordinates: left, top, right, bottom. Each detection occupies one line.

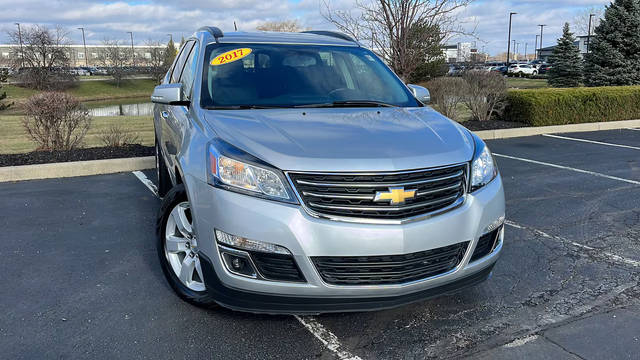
left=524, top=43, right=528, bottom=61
left=512, top=40, right=517, bottom=61
left=535, top=34, right=540, bottom=59
left=77, top=27, right=88, bottom=67
left=127, top=31, right=135, bottom=67
left=15, top=23, right=23, bottom=68
left=506, top=12, right=517, bottom=64
left=538, top=24, right=546, bottom=60
left=587, top=13, right=595, bottom=54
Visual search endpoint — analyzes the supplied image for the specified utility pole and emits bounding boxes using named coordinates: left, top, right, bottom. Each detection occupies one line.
left=127, top=31, right=135, bottom=67
left=506, top=12, right=517, bottom=65
left=535, top=34, right=540, bottom=59
left=587, top=13, right=595, bottom=54
left=77, top=27, right=88, bottom=67
left=15, top=23, right=23, bottom=68
left=538, top=24, right=546, bottom=60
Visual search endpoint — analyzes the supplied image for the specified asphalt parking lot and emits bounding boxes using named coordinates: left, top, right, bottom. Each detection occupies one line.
left=2, top=128, right=639, bottom=359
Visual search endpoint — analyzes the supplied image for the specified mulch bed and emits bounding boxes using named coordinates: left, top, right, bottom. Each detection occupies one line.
left=461, top=120, right=528, bottom=131
left=0, top=144, right=153, bottom=167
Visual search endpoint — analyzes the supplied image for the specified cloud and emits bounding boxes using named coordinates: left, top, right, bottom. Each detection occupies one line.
left=0, top=0, right=611, bottom=54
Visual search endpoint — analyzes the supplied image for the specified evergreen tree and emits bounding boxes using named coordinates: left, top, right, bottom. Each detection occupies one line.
left=584, top=0, right=640, bottom=86
left=178, top=36, right=185, bottom=50
left=0, top=68, right=11, bottom=111
left=164, top=38, right=177, bottom=68
left=548, top=23, right=583, bottom=87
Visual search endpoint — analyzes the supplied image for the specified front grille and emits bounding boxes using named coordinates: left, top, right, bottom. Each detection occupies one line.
left=251, top=252, right=306, bottom=282
left=288, top=164, right=467, bottom=220
left=312, top=242, right=469, bottom=285
left=470, top=226, right=502, bottom=262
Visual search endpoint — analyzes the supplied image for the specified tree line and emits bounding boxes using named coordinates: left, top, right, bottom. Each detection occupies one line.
left=548, top=0, right=640, bottom=87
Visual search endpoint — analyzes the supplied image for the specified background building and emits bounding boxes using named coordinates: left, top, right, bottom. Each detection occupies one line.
left=538, top=35, right=593, bottom=62
left=0, top=44, right=165, bottom=67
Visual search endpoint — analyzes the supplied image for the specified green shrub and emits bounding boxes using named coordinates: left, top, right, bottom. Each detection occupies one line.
left=503, top=86, right=640, bottom=126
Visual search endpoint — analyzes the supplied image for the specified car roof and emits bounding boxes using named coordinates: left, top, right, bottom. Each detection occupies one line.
left=197, top=29, right=360, bottom=47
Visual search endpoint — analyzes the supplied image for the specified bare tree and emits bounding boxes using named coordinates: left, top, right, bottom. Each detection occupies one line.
left=256, top=20, right=307, bottom=32
left=22, top=92, right=92, bottom=151
left=97, top=39, right=131, bottom=87
left=462, top=71, right=507, bottom=121
left=7, top=24, right=75, bottom=90
left=144, top=40, right=168, bottom=84
left=572, top=6, right=605, bottom=36
left=322, top=0, right=474, bottom=80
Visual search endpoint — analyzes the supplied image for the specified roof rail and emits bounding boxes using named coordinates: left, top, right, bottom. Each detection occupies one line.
left=198, top=26, right=224, bottom=42
left=300, top=30, right=357, bottom=44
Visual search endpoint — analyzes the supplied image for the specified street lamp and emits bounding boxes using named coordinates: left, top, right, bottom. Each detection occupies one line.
left=506, top=12, right=517, bottom=65
left=515, top=42, right=519, bottom=61
left=524, top=43, right=528, bottom=62
left=127, top=31, right=135, bottom=67
left=535, top=34, right=540, bottom=59
left=15, top=23, right=23, bottom=68
left=77, top=27, right=88, bottom=67
left=538, top=24, right=546, bottom=60
left=512, top=39, right=516, bottom=61
left=587, top=13, right=595, bottom=53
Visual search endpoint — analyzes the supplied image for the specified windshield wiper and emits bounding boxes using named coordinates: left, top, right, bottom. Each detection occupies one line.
left=204, top=105, right=285, bottom=110
left=294, top=101, right=396, bottom=108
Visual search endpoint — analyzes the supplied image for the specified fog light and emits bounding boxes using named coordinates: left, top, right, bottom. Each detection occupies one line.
left=215, top=229, right=291, bottom=255
left=220, top=249, right=257, bottom=278
left=484, top=215, right=505, bottom=234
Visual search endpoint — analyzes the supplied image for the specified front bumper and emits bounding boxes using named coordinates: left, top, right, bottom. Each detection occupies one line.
left=186, top=173, right=505, bottom=312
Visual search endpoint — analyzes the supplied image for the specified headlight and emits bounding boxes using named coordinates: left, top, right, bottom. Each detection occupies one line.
left=207, top=140, right=297, bottom=203
left=470, top=137, right=498, bottom=192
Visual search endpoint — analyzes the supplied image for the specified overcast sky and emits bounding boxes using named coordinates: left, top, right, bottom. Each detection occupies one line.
left=0, top=0, right=610, bottom=55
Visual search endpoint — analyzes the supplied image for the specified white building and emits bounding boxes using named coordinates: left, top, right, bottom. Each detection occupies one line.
left=442, top=42, right=474, bottom=63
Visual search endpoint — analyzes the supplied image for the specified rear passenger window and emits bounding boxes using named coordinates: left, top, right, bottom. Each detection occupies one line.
left=179, top=41, right=199, bottom=100
left=170, top=41, right=194, bottom=84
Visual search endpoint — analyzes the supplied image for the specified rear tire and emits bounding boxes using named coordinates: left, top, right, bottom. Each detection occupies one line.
left=155, top=138, right=171, bottom=198
left=156, top=184, right=218, bottom=308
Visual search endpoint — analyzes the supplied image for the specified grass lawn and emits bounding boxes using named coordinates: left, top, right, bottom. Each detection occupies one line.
left=0, top=115, right=154, bottom=154
left=3, top=78, right=156, bottom=102
left=507, top=77, right=549, bottom=89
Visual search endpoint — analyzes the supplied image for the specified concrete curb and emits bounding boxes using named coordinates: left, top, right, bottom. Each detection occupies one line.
left=0, top=156, right=154, bottom=183
left=1, top=119, right=639, bottom=183
left=475, top=119, right=640, bottom=140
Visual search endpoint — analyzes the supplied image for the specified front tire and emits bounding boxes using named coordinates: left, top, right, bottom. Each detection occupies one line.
left=156, top=184, right=218, bottom=308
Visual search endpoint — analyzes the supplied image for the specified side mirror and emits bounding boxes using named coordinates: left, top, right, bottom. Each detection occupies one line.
left=407, top=84, right=430, bottom=105
left=151, top=84, right=189, bottom=106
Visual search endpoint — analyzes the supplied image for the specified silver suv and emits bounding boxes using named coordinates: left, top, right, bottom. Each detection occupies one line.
left=151, top=27, right=505, bottom=314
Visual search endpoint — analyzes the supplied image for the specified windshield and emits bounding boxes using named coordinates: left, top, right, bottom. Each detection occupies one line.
left=200, top=44, right=419, bottom=108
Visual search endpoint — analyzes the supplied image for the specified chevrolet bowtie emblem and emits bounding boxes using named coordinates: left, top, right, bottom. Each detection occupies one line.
left=374, top=187, right=417, bottom=205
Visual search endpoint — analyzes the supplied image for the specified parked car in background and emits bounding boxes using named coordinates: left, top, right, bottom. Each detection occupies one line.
left=151, top=27, right=505, bottom=313
left=508, top=64, right=537, bottom=77
left=538, top=64, right=552, bottom=75
left=490, top=66, right=508, bottom=76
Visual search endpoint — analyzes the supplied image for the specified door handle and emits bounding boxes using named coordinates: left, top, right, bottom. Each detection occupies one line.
left=161, top=111, right=169, bottom=119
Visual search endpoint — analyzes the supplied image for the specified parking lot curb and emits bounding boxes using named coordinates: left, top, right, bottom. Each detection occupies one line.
left=0, top=156, right=155, bottom=183
left=474, top=119, right=640, bottom=140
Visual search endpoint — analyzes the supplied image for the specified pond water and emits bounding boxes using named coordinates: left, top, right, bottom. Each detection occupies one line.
left=87, top=102, right=153, bottom=117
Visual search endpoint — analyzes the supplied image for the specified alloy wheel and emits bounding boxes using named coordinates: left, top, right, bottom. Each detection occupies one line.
left=164, top=201, right=205, bottom=292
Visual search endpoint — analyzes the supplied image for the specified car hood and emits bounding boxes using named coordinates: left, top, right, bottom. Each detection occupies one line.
left=203, top=107, right=474, bottom=172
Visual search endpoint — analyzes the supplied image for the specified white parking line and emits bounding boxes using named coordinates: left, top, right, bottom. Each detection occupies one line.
left=505, top=220, right=640, bottom=268
left=131, top=172, right=361, bottom=359
left=541, top=133, right=640, bottom=150
left=132, top=171, right=159, bottom=197
left=493, top=153, right=640, bottom=185
left=294, top=315, right=362, bottom=360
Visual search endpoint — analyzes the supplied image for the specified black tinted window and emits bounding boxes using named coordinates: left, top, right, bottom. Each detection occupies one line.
left=200, top=44, right=418, bottom=108
left=170, top=41, right=194, bottom=84
left=179, top=41, right=199, bottom=100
